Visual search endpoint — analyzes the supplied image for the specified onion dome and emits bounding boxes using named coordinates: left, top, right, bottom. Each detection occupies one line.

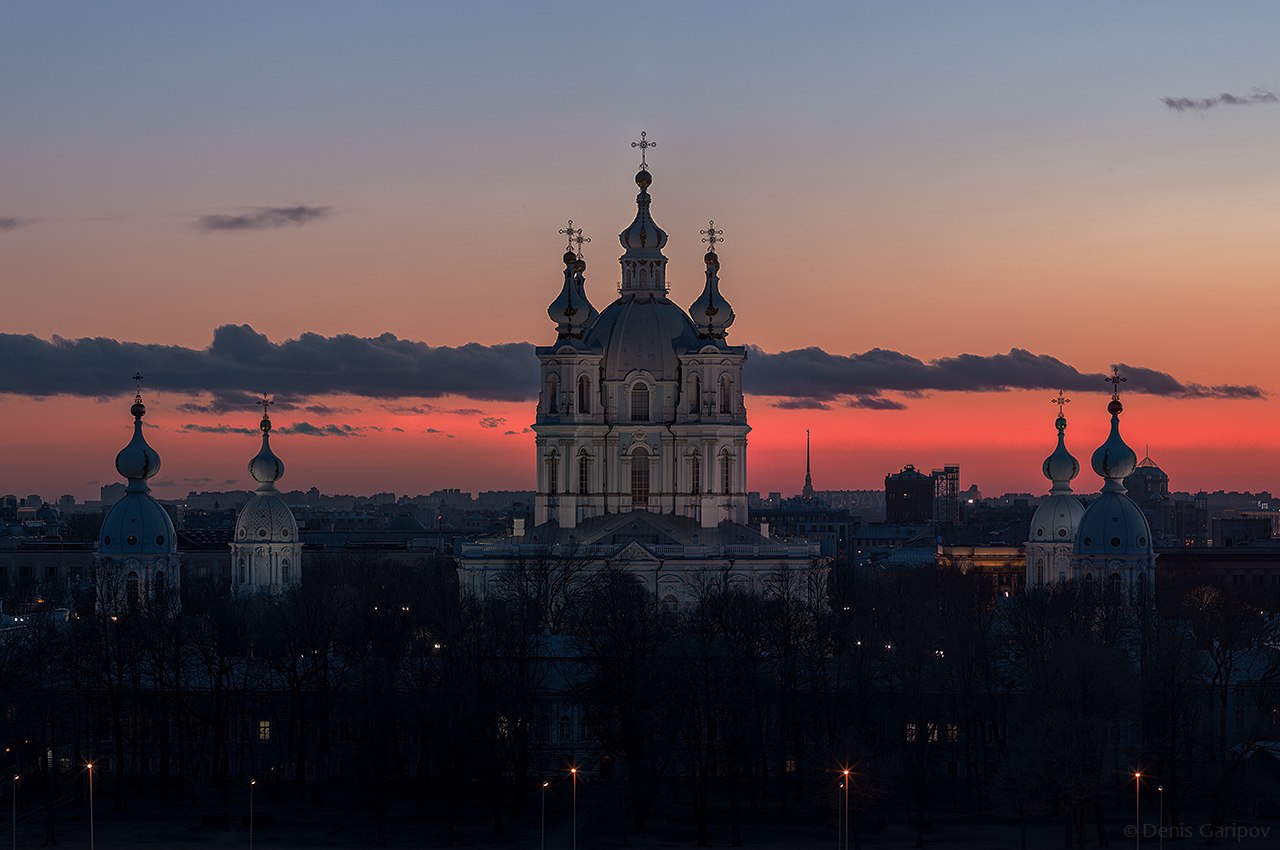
left=689, top=222, right=735, bottom=339
left=1042, top=412, right=1080, bottom=492
left=547, top=250, right=586, bottom=339
left=99, top=386, right=177, bottom=557
left=1090, top=396, right=1138, bottom=493
left=115, top=392, right=162, bottom=492
left=573, top=256, right=599, bottom=325
left=619, top=169, right=669, bottom=258
left=1030, top=401, right=1085, bottom=544
left=248, top=408, right=285, bottom=490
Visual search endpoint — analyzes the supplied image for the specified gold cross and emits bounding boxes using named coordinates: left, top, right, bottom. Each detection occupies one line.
left=558, top=220, right=590, bottom=257
left=631, top=131, right=656, bottom=170
left=700, top=220, right=723, bottom=251
left=1106, top=366, right=1127, bottom=399
left=1051, top=391, right=1070, bottom=415
left=132, top=372, right=144, bottom=393
left=257, top=393, right=274, bottom=417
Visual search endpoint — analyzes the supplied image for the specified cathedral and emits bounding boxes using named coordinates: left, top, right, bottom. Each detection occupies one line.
left=1025, top=374, right=1156, bottom=595
left=459, top=141, right=821, bottom=604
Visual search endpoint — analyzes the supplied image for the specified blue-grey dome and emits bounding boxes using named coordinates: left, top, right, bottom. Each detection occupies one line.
left=99, top=491, right=177, bottom=556
left=234, top=492, right=298, bottom=544
left=1030, top=493, right=1086, bottom=544
left=585, top=296, right=700, bottom=382
left=1075, top=491, right=1152, bottom=556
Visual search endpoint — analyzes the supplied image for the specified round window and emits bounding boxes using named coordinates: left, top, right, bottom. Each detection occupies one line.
left=1083, top=537, right=1093, bottom=547
left=1110, top=537, right=1122, bottom=548
left=1058, top=528, right=1067, bottom=537
left=126, top=534, right=138, bottom=545
left=282, top=558, right=290, bottom=566
left=103, top=536, right=112, bottom=545
left=1036, top=527, right=1044, bottom=538
left=1138, top=536, right=1147, bottom=546
left=239, top=528, right=247, bottom=537
left=258, top=528, right=268, bottom=537
left=155, top=535, right=165, bottom=546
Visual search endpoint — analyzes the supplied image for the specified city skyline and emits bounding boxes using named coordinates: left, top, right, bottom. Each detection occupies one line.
left=4, top=1, right=1279, bottom=500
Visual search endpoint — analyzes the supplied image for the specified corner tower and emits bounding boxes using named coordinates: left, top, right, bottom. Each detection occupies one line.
left=1026, top=392, right=1085, bottom=588
left=532, top=137, right=749, bottom=529
left=1073, top=370, right=1155, bottom=598
left=96, top=376, right=180, bottom=612
left=231, top=396, right=301, bottom=595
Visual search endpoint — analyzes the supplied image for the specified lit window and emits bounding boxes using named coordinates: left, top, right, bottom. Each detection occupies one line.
left=927, top=723, right=938, bottom=743
left=258, top=720, right=271, bottom=741
left=784, top=758, right=796, bottom=774
left=947, top=723, right=958, bottom=743
left=905, top=723, right=917, bottom=743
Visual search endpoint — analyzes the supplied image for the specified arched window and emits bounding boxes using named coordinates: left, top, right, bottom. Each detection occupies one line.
left=578, top=454, right=590, bottom=495
left=546, top=450, right=559, bottom=494
left=154, top=570, right=167, bottom=598
left=577, top=375, right=590, bottom=413
left=631, top=447, right=650, bottom=506
left=281, top=559, right=291, bottom=584
left=1035, top=560, right=1044, bottom=586
left=546, top=374, right=559, bottom=414
left=1108, top=573, right=1122, bottom=596
left=690, top=453, right=701, bottom=495
left=1136, top=571, right=1147, bottom=598
left=688, top=374, right=701, bottom=413
left=126, top=571, right=140, bottom=608
left=720, top=450, right=732, bottom=495
left=662, top=594, right=678, bottom=611
left=719, top=375, right=732, bottom=414
left=631, top=384, right=650, bottom=422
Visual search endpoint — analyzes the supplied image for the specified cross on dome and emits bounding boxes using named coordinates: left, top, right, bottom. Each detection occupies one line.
left=1106, top=366, right=1127, bottom=400
left=132, top=371, right=144, bottom=395
left=700, top=221, right=723, bottom=252
left=631, top=131, right=656, bottom=170
left=257, top=393, right=273, bottom=417
left=559, top=220, right=590, bottom=257
left=1052, top=391, right=1070, bottom=416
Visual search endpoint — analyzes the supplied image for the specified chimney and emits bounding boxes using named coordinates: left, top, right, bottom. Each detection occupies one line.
left=760, top=521, right=770, bottom=540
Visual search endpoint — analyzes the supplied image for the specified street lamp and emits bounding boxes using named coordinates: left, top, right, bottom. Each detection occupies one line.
left=11, top=774, right=19, bottom=850
left=541, top=781, right=549, bottom=850
left=836, top=781, right=843, bottom=850
left=1133, top=772, right=1141, bottom=850
left=249, top=778, right=256, bottom=850
left=570, top=767, right=578, bottom=850
left=1156, top=785, right=1164, bottom=850
left=86, top=762, right=95, bottom=850
left=842, top=769, right=851, bottom=850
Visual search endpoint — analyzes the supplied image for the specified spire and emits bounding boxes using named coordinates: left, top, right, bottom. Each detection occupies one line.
left=248, top=394, right=285, bottom=491
left=1042, top=391, right=1080, bottom=494
left=115, top=373, right=162, bottom=492
left=689, top=220, right=736, bottom=339
left=619, top=132, right=669, bottom=294
left=1090, top=368, right=1138, bottom=492
left=802, top=428, right=815, bottom=499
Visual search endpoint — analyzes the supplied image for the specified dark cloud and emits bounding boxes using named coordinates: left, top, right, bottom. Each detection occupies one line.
left=182, top=421, right=364, bottom=437
left=745, top=346, right=1263, bottom=404
left=503, top=430, right=518, bottom=435
left=0, top=327, right=1261, bottom=412
left=391, top=426, right=405, bottom=433
left=1162, top=89, right=1279, bottom=112
left=196, top=205, right=331, bottom=232
left=182, top=423, right=258, bottom=436
left=0, top=217, right=31, bottom=233
left=479, top=416, right=506, bottom=429
left=773, top=399, right=831, bottom=410
left=0, top=324, right=536, bottom=402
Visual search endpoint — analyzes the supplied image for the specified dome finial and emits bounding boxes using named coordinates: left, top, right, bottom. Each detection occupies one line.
left=1042, top=391, right=1079, bottom=491
left=690, top=220, right=735, bottom=339
left=618, top=135, right=669, bottom=289
left=249, top=395, right=284, bottom=490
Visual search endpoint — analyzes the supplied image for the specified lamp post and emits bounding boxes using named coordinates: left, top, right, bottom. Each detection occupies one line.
left=11, top=774, right=18, bottom=850
left=570, top=767, right=578, bottom=850
left=86, top=762, right=95, bottom=850
left=249, top=778, right=256, bottom=850
left=1156, top=785, right=1164, bottom=850
left=1133, top=772, right=1141, bottom=850
left=842, top=769, right=851, bottom=850
left=541, top=781, right=549, bottom=850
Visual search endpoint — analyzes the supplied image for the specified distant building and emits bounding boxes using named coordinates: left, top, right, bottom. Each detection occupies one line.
left=885, top=465, right=934, bottom=524
left=231, top=403, right=301, bottom=596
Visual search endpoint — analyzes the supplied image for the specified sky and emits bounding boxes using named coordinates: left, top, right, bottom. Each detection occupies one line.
left=3, top=1, right=1280, bottom=502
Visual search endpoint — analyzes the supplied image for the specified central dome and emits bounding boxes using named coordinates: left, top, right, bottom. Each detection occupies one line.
left=585, top=296, right=700, bottom=382
left=235, top=492, right=298, bottom=544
